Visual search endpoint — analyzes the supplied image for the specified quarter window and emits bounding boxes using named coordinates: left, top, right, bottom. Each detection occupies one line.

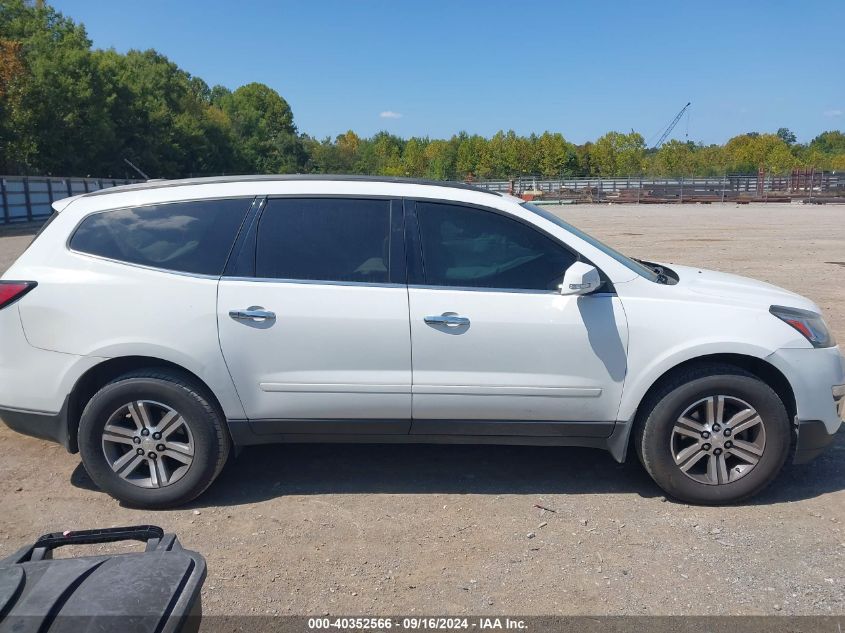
left=256, top=198, right=391, bottom=283
left=70, top=198, right=250, bottom=275
left=416, top=202, right=577, bottom=291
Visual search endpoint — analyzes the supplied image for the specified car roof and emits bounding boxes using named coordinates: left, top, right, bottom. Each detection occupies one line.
left=83, top=174, right=502, bottom=198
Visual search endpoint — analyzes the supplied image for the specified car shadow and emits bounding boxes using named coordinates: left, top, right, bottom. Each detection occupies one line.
left=69, top=430, right=845, bottom=508
left=751, top=428, right=845, bottom=505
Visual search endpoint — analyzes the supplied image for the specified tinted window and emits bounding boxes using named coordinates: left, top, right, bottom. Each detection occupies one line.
left=416, top=202, right=576, bottom=291
left=70, top=199, right=249, bottom=275
left=256, top=198, right=391, bottom=283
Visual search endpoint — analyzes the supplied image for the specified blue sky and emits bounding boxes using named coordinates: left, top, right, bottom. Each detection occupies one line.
left=53, top=0, right=844, bottom=145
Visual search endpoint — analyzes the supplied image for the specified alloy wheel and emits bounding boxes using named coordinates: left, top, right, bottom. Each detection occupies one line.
left=670, top=395, right=766, bottom=485
left=101, top=400, right=195, bottom=488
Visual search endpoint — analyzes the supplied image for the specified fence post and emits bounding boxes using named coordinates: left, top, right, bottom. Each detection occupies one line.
left=66, top=178, right=73, bottom=198
left=556, top=175, right=560, bottom=201
left=1, top=177, right=8, bottom=225
left=23, top=176, right=32, bottom=222
left=637, top=176, right=641, bottom=204
left=720, top=175, right=726, bottom=203
left=809, top=167, right=816, bottom=204
left=680, top=176, right=684, bottom=204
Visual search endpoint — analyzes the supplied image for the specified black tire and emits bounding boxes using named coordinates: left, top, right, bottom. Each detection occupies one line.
left=635, top=363, right=791, bottom=505
left=78, top=369, right=230, bottom=508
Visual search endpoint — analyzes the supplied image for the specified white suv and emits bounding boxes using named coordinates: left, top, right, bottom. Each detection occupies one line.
left=1, top=176, right=843, bottom=507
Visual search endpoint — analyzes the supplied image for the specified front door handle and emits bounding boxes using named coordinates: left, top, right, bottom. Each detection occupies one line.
left=424, top=313, right=470, bottom=327
left=229, top=308, right=276, bottom=321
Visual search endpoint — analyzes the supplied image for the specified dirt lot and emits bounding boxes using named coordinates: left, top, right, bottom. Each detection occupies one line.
left=1, top=203, right=843, bottom=616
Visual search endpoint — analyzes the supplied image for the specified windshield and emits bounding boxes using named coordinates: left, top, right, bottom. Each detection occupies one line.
left=521, top=202, right=660, bottom=282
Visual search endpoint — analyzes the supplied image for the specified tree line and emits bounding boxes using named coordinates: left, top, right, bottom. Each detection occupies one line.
left=2, top=0, right=844, bottom=181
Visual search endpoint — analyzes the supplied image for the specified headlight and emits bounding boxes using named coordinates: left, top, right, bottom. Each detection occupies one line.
left=770, top=305, right=836, bottom=348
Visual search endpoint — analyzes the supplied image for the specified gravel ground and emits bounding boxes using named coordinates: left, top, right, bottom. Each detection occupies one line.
left=0, top=202, right=843, bottom=616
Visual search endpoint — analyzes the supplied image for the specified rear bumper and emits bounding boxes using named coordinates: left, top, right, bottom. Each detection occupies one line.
left=0, top=400, right=73, bottom=451
left=793, top=418, right=839, bottom=464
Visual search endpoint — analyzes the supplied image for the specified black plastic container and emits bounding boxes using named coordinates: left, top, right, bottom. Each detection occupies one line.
left=0, top=525, right=205, bottom=633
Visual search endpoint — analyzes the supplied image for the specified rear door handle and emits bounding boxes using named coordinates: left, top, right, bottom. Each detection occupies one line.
left=424, top=314, right=470, bottom=327
left=229, top=308, right=276, bottom=321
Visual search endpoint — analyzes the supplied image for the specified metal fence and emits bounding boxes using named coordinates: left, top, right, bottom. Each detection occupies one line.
left=3, top=171, right=843, bottom=227
left=470, top=172, right=845, bottom=204
left=0, top=176, right=137, bottom=225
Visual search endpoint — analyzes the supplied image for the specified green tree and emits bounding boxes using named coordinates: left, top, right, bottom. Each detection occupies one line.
left=218, top=82, right=303, bottom=173
left=477, top=131, right=506, bottom=178
left=401, top=137, right=428, bottom=177
left=367, top=131, right=404, bottom=176
left=498, top=130, right=536, bottom=177
left=650, top=140, right=696, bottom=177
left=809, top=131, right=845, bottom=155
left=424, top=139, right=455, bottom=180
left=724, top=133, right=796, bottom=173
left=93, top=48, right=236, bottom=177
left=692, top=144, right=728, bottom=176
left=572, top=143, right=593, bottom=176
left=335, top=130, right=361, bottom=172
left=455, top=134, right=484, bottom=179
left=776, top=127, right=797, bottom=145
left=592, top=131, right=646, bottom=176
left=536, top=132, right=570, bottom=177
left=0, top=0, right=112, bottom=174
left=6, top=1, right=845, bottom=181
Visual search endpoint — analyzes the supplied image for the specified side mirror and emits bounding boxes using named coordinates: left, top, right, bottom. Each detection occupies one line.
left=559, top=262, right=601, bottom=296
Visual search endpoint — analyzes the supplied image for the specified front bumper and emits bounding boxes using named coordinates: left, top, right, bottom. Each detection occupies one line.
left=793, top=418, right=839, bottom=464
left=767, top=346, right=845, bottom=435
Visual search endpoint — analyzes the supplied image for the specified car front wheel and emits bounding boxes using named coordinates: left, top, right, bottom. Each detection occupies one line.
left=636, top=364, right=791, bottom=504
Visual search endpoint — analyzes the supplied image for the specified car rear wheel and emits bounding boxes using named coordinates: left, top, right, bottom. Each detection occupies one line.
left=636, top=364, right=791, bottom=504
left=78, top=369, right=230, bottom=508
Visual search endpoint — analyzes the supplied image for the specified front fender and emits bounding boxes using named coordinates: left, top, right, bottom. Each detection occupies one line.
left=616, top=339, right=782, bottom=423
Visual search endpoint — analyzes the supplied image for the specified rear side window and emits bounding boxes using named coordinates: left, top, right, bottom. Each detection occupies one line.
left=416, top=202, right=577, bottom=291
left=70, top=199, right=250, bottom=275
left=256, top=198, right=391, bottom=283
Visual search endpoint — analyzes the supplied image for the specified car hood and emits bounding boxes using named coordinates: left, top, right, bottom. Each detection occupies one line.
left=666, top=263, right=820, bottom=312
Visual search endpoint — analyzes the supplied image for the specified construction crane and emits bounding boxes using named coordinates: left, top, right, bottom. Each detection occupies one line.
left=651, top=102, right=691, bottom=149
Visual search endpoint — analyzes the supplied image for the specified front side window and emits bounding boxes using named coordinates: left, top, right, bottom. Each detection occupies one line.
left=256, top=198, right=391, bottom=283
left=70, top=198, right=250, bottom=275
left=416, top=202, right=577, bottom=291
left=521, top=202, right=660, bottom=282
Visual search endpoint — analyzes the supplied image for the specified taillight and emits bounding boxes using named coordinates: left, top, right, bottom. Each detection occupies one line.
left=0, top=281, right=37, bottom=310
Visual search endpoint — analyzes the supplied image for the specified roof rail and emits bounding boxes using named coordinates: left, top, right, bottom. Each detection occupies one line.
left=85, top=174, right=502, bottom=197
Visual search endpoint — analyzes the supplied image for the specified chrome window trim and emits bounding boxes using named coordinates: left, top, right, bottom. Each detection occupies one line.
left=221, top=276, right=406, bottom=289
left=218, top=276, right=615, bottom=296
left=409, top=283, right=557, bottom=295
left=408, top=284, right=616, bottom=296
